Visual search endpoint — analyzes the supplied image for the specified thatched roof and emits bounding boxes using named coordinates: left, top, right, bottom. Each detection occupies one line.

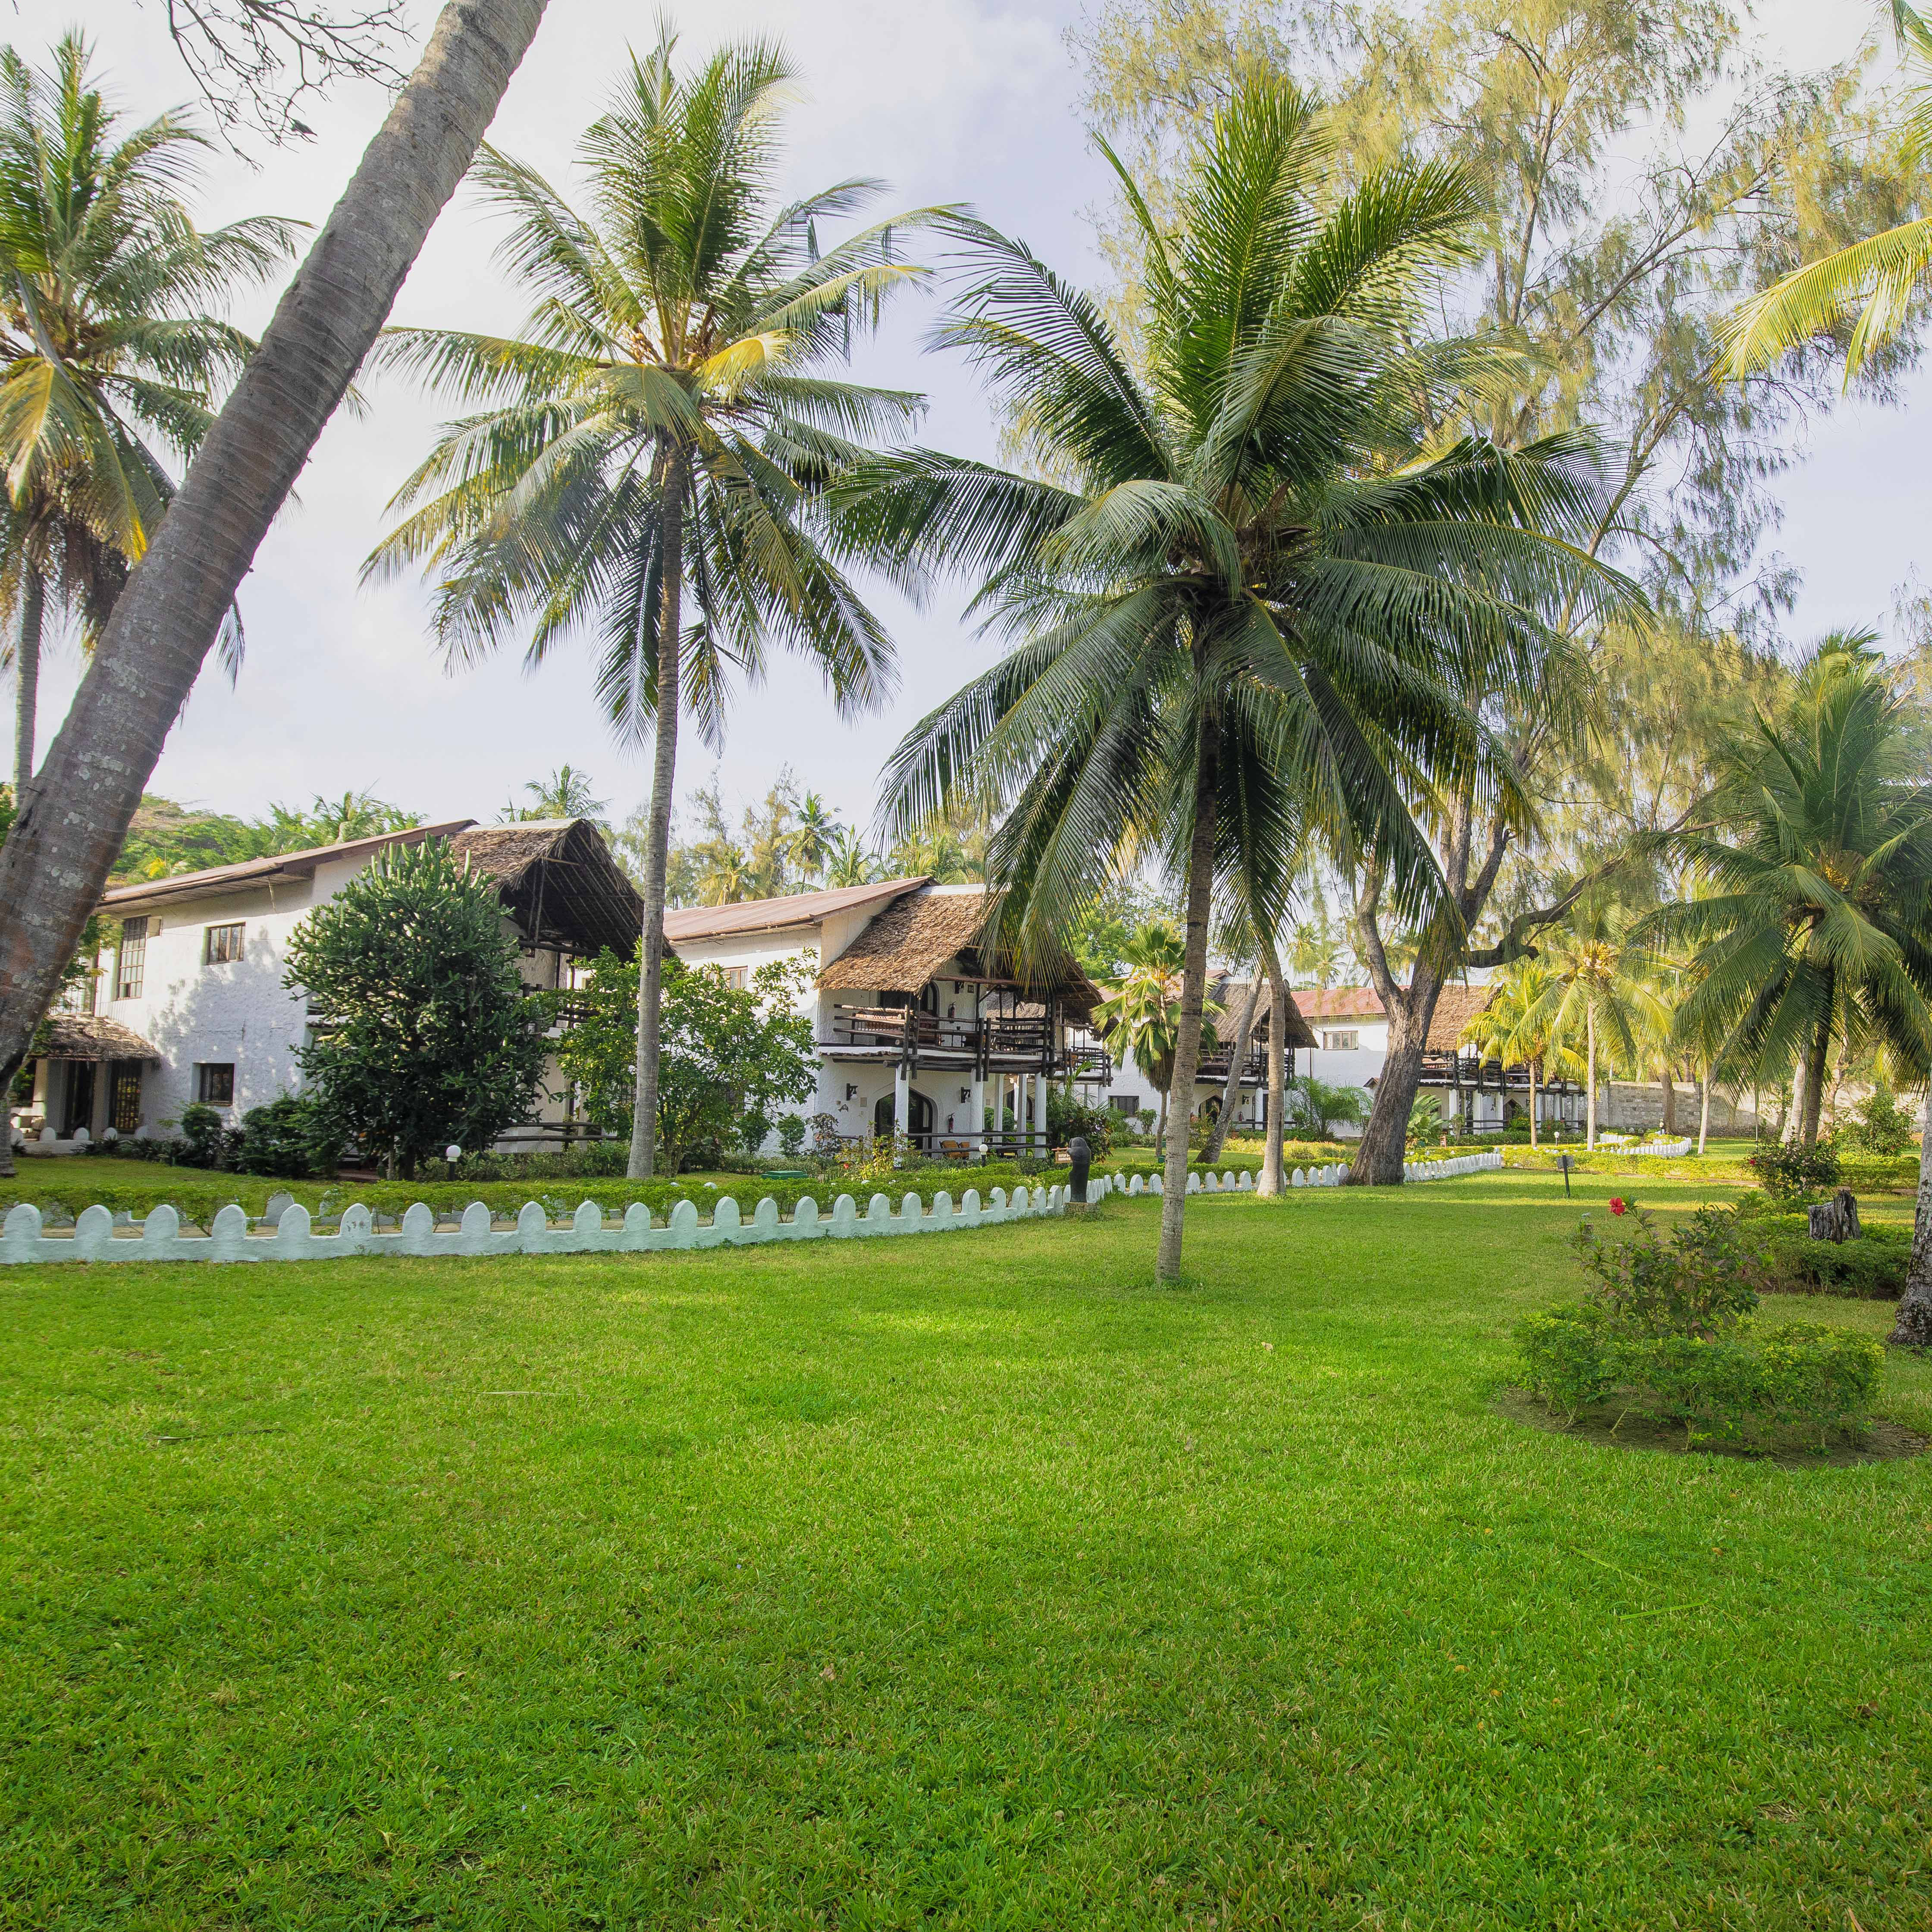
left=819, top=886, right=1103, bottom=1015
left=1427, top=984, right=1495, bottom=1051
left=1214, top=977, right=1317, bottom=1051
left=664, top=876, right=927, bottom=943
left=99, top=820, right=476, bottom=914
left=38, top=1014, right=161, bottom=1061
left=448, top=819, right=643, bottom=960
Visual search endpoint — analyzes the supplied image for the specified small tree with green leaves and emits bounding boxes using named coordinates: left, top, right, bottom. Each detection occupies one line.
left=555, top=948, right=817, bottom=1169
left=285, top=839, right=546, bottom=1177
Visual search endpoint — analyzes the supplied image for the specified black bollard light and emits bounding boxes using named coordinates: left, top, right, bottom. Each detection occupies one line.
left=1069, top=1134, right=1092, bottom=1205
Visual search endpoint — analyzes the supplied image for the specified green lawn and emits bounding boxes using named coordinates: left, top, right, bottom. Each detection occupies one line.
left=3, top=1173, right=1928, bottom=1929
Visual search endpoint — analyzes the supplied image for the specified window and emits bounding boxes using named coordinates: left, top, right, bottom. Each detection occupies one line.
left=1323, top=1029, right=1360, bottom=1051
left=204, top=922, right=245, bottom=965
left=722, top=965, right=748, bottom=990
left=1110, top=1093, right=1142, bottom=1114
left=116, top=918, right=148, bottom=1000
left=194, top=1063, right=235, bottom=1106
left=110, top=1062, right=143, bottom=1133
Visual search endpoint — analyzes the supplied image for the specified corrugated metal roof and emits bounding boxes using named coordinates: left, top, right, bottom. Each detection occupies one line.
left=663, top=876, right=928, bottom=943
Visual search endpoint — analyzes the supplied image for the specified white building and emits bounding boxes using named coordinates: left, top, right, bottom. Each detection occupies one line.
left=665, top=878, right=1107, bottom=1155
left=12, top=818, right=643, bottom=1154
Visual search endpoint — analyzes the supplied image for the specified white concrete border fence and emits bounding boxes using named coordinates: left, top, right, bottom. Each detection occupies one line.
left=1403, top=1148, right=1505, bottom=1182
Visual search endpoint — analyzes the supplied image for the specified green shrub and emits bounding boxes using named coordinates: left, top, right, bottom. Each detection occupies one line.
left=1515, top=1305, right=1612, bottom=1418
left=1569, top=1204, right=1760, bottom=1337
left=1758, top=1225, right=1910, bottom=1299
left=776, top=1113, right=807, bottom=1158
left=1605, top=1325, right=1881, bottom=1447
left=176, top=1103, right=238, bottom=1171
left=235, top=1094, right=335, bottom=1179
left=1841, top=1085, right=1916, bottom=1157
left=1745, top=1138, right=1841, bottom=1203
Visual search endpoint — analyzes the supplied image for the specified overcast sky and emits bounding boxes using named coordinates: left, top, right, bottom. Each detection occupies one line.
left=33, top=0, right=1931, bottom=840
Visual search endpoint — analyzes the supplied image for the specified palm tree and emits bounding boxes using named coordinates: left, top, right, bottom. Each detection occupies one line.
left=1723, top=3, right=1932, bottom=385
left=1650, top=636, right=1932, bottom=1148
left=506, top=764, right=608, bottom=825
left=696, top=841, right=753, bottom=906
left=1093, top=920, right=1220, bottom=1147
left=1521, top=915, right=1668, bottom=1149
left=822, top=828, right=878, bottom=888
left=849, top=82, right=1616, bottom=1277
left=0, top=32, right=298, bottom=796
left=789, top=790, right=841, bottom=882
left=367, top=31, right=942, bottom=1179
left=1461, top=957, right=1581, bottom=1148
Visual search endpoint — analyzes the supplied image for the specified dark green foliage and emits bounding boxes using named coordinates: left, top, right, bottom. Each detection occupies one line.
left=776, top=1114, right=808, bottom=1158
left=1841, top=1085, right=1918, bottom=1156
left=1045, top=1088, right=1115, bottom=1154
left=175, top=1103, right=237, bottom=1171
left=1522, top=1201, right=1881, bottom=1446
left=234, top=1094, right=335, bottom=1179
left=1746, top=1138, right=1841, bottom=1202
left=553, top=950, right=817, bottom=1169
left=1750, top=1214, right=1912, bottom=1299
left=284, top=841, right=547, bottom=1178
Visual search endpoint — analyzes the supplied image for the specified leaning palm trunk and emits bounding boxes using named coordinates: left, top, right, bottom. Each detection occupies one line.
left=1157, top=721, right=1219, bottom=1283
left=1890, top=1083, right=1932, bottom=1347
left=1256, top=935, right=1288, bottom=1197
left=1698, top=1067, right=1712, bottom=1155
left=1585, top=1006, right=1598, bottom=1148
left=0, top=0, right=547, bottom=1095
left=13, top=571, right=42, bottom=800
left=627, top=442, right=688, bottom=1179
left=1201, top=972, right=1261, bottom=1165
left=1527, top=1054, right=1538, bottom=1149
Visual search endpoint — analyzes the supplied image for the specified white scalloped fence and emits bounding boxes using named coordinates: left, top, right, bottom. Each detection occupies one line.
left=1402, top=1148, right=1505, bottom=1182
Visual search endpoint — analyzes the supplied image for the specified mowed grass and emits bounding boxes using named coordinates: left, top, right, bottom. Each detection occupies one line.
left=3, top=1175, right=1929, bottom=1929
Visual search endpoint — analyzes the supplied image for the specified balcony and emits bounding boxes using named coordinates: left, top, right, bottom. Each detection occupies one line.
left=819, top=1008, right=1057, bottom=1070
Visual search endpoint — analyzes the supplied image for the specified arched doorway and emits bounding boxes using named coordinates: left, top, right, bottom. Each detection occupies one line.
left=874, top=1088, right=935, bottom=1144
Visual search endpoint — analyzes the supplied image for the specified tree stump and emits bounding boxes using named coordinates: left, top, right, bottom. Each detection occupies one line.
left=1806, top=1188, right=1861, bottom=1243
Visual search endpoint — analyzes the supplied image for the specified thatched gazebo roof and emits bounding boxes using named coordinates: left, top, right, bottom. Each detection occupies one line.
left=448, top=819, right=644, bottom=960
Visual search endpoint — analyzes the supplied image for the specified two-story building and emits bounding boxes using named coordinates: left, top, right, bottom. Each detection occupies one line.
left=11, top=817, right=643, bottom=1154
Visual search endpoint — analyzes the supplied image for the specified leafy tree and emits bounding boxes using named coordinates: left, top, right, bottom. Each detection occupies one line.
left=853, top=82, right=1614, bottom=1274
left=367, top=31, right=939, bottom=1182
left=1651, top=636, right=1932, bottom=1148
left=0, top=0, right=547, bottom=1127
left=1092, top=921, right=1221, bottom=1145
left=284, top=837, right=548, bottom=1177
left=0, top=33, right=299, bottom=796
left=554, top=946, right=816, bottom=1168
left=1290, top=1073, right=1368, bottom=1135
left=1459, top=955, right=1583, bottom=1146
left=1724, top=3, right=1932, bottom=385
left=821, top=828, right=879, bottom=888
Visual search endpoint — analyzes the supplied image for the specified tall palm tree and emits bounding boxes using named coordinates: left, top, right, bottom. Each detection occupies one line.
left=1650, top=636, right=1932, bottom=1149
left=822, top=828, right=878, bottom=888
left=0, top=32, right=297, bottom=795
left=1522, top=914, right=1668, bottom=1149
left=1723, top=3, right=1932, bottom=384
left=368, top=31, right=943, bottom=1179
left=788, top=789, right=841, bottom=882
left=506, top=764, right=608, bottom=825
left=847, top=82, right=1618, bottom=1278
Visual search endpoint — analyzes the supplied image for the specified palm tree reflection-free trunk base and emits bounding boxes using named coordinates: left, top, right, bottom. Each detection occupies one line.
left=13, top=572, right=42, bottom=800
left=1157, top=719, right=1218, bottom=1282
left=1891, top=1083, right=1932, bottom=1348
left=0, top=0, right=549, bottom=1098
left=1256, top=938, right=1287, bottom=1197
left=627, top=443, right=688, bottom=1182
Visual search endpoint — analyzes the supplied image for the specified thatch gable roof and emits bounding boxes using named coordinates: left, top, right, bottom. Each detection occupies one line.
left=38, top=1014, right=162, bottom=1061
left=1427, top=984, right=1495, bottom=1051
left=1213, top=977, right=1317, bottom=1051
left=448, top=819, right=643, bottom=960
left=818, top=890, right=993, bottom=994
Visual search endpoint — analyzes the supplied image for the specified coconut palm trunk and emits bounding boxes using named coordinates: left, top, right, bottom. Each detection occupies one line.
left=627, top=441, right=688, bottom=1179
left=1799, top=997, right=1832, bottom=1146
left=0, top=0, right=547, bottom=1097
left=1527, top=1054, right=1539, bottom=1149
left=12, top=571, right=42, bottom=800
left=1201, top=971, right=1261, bottom=1165
left=1256, top=934, right=1287, bottom=1197
left=1891, top=1082, right=1932, bottom=1346
left=1158, top=717, right=1218, bottom=1283
left=1699, top=1066, right=1712, bottom=1154
left=1585, top=1005, right=1598, bottom=1148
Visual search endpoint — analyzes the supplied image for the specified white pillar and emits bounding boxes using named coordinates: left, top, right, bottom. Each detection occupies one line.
left=894, top=1063, right=910, bottom=1139
left=971, top=1074, right=986, bottom=1160
left=1033, top=1071, right=1048, bottom=1155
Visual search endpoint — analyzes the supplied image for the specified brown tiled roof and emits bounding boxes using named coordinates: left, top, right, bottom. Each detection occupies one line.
left=1429, top=984, right=1495, bottom=1051
left=1294, top=985, right=1385, bottom=1021
left=38, top=1014, right=162, bottom=1060
left=664, top=876, right=928, bottom=943
left=448, top=819, right=643, bottom=959
left=98, top=819, right=476, bottom=913
left=818, top=888, right=991, bottom=993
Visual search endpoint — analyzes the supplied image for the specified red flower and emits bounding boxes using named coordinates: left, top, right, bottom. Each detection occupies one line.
left=1609, top=1197, right=1627, bottom=1216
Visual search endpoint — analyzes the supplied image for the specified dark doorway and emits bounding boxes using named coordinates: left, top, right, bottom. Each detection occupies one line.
left=62, top=1062, right=97, bottom=1138
left=873, top=1088, right=935, bottom=1141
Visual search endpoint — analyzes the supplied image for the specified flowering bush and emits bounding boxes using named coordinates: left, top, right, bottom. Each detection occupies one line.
left=1746, top=1138, right=1841, bottom=1203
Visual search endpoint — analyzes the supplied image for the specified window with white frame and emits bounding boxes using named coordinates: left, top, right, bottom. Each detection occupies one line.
left=1323, top=1029, right=1360, bottom=1051
left=116, top=917, right=148, bottom=1000
left=204, top=922, right=245, bottom=965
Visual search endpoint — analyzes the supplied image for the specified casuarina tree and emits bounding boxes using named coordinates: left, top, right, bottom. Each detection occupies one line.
left=0, top=0, right=547, bottom=1164
left=367, top=30, right=944, bottom=1181
left=849, top=81, right=1618, bottom=1276
left=284, top=837, right=547, bottom=1176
